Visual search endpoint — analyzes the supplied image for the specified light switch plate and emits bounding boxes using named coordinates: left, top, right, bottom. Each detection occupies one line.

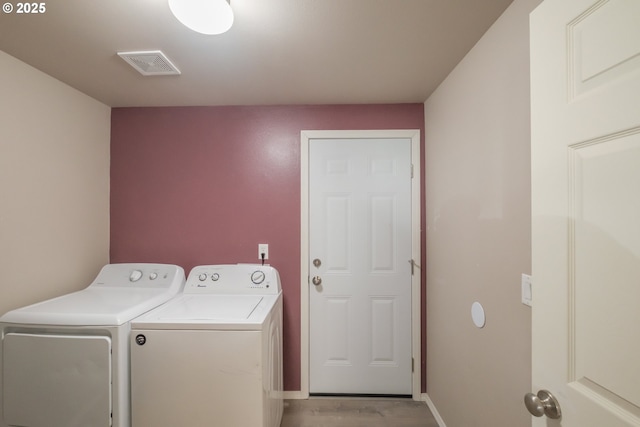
left=521, top=274, right=532, bottom=307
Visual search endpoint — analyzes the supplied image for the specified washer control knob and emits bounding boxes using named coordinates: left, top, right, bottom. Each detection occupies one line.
left=149, top=272, right=158, bottom=280
left=198, top=273, right=207, bottom=281
left=129, top=270, right=143, bottom=282
left=251, top=270, right=266, bottom=285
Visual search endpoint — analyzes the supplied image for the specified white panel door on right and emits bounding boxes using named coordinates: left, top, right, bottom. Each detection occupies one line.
left=530, top=0, right=640, bottom=425
left=309, top=137, right=412, bottom=395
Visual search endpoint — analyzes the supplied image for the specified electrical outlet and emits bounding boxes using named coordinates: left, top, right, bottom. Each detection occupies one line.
left=521, top=274, right=532, bottom=307
left=258, top=244, right=269, bottom=260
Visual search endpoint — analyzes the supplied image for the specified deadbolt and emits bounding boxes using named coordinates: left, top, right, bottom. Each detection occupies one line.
left=524, top=390, right=561, bottom=419
left=313, top=258, right=321, bottom=268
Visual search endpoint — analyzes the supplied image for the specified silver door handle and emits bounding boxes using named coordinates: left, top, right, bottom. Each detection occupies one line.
left=312, top=276, right=322, bottom=286
left=524, top=390, right=561, bottom=419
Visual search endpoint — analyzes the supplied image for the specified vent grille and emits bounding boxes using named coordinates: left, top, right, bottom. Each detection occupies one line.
left=117, top=50, right=181, bottom=76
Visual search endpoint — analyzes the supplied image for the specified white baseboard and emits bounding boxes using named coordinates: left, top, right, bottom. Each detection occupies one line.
left=283, top=390, right=308, bottom=400
left=422, top=393, right=447, bottom=427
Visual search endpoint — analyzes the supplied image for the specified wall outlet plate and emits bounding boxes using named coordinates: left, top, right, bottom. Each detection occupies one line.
left=258, top=244, right=269, bottom=260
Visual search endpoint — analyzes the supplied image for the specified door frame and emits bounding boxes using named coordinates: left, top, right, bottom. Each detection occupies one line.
left=300, top=129, right=422, bottom=400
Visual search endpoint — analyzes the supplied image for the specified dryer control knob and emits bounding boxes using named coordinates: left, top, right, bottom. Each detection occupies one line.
left=129, top=270, right=143, bottom=282
left=198, top=273, right=207, bottom=281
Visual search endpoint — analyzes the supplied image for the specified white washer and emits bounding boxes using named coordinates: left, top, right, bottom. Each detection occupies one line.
left=0, top=263, right=185, bottom=427
left=130, top=264, right=283, bottom=427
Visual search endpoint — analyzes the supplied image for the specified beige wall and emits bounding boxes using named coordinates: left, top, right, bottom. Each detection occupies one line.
left=0, top=51, right=110, bottom=316
left=423, top=0, right=542, bottom=425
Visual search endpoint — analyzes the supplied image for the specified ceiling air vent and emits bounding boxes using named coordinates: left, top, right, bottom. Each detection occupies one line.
left=117, top=50, right=181, bottom=76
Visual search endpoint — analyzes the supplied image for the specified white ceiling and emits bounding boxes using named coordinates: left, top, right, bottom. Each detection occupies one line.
left=0, top=0, right=514, bottom=107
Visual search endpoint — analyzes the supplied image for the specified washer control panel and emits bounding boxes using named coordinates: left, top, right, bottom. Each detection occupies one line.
left=185, top=264, right=281, bottom=294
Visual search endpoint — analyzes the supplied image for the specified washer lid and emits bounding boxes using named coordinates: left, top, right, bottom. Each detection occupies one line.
left=0, top=288, right=180, bottom=326
left=145, top=295, right=263, bottom=321
left=131, top=293, right=281, bottom=330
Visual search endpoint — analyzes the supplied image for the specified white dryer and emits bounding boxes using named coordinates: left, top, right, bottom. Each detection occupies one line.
left=130, top=264, right=283, bottom=427
left=0, top=263, right=185, bottom=427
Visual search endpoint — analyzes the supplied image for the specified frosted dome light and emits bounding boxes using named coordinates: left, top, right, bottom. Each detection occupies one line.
left=168, top=0, right=234, bottom=35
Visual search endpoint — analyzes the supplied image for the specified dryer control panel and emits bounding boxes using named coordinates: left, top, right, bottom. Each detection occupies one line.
left=90, top=263, right=185, bottom=290
left=185, top=264, right=281, bottom=294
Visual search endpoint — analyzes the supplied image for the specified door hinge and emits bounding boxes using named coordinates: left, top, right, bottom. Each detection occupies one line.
left=412, top=357, right=415, bottom=373
left=411, top=164, right=414, bottom=178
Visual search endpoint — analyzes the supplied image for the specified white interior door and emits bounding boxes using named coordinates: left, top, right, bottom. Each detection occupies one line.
left=308, top=137, right=412, bottom=395
left=530, top=0, right=640, bottom=425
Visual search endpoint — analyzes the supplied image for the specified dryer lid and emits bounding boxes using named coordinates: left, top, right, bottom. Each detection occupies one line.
left=0, top=288, right=179, bottom=326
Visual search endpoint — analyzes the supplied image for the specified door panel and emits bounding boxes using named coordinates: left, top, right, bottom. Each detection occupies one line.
left=530, top=0, right=640, bottom=424
left=371, top=298, right=395, bottom=363
left=309, top=137, right=412, bottom=395
left=371, top=196, right=396, bottom=270
left=325, top=297, right=350, bottom=363
left=326, top=195, right=350, bottom=271
left=571, top=134, right=640, bottom=408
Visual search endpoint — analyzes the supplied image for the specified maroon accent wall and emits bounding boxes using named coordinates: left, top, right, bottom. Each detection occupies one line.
left=110, top=104, right=426, bottom=392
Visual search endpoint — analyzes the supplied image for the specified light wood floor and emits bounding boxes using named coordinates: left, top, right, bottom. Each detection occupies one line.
left=280, top=397, right=439, bottom=427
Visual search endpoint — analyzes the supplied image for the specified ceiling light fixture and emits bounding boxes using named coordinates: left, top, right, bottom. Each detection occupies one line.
left=168, top=0, right=234, bottom=35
